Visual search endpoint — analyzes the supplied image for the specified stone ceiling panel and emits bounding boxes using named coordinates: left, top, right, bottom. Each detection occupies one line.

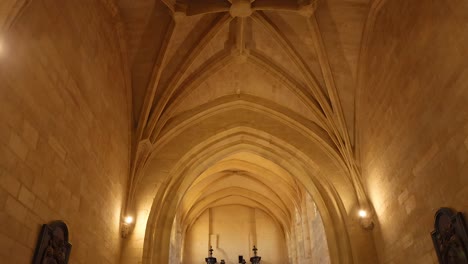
left=157, top=13, right=225, bottom=94
left=261, top=11, right=327, bottom=91
left=314, top=0, right=370, bottom=144
left=162, top=14, right=204, bottom=70
left=172, top=62, right=320, bottom=124
left=250, top=16, right=310, bottom=89
left=177, top=18, right=232, bottom=83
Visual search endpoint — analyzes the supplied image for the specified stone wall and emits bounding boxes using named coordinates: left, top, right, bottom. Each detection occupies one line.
left=183, top=206, right=287, bottom=264
left=306, top=193, right=330, bottom=264
left=0, top=0, right=27, bottom=33
left=0, top=1, right=130, bottom=263
left=358, top=0, right=468, bottom=263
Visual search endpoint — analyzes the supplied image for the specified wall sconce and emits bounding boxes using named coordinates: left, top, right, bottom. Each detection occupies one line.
left=121, top=216, right=134, bottom=238
left=358, top=209, right=374, bottom=230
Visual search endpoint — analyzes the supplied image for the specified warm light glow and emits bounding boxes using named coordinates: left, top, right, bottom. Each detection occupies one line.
left=124, top=216, right=134, bottom=224
left=0, top=38, right=4, bottom=56
left=358, top=210, right=368, bottom=218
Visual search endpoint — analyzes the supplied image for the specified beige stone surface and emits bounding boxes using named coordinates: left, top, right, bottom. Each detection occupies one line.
left=183, top=206, right=287, bottom=264
left=357, top=0, right=468, bottom=263
left=1, top=0, right=467, bottom=263
left=0, top=1, right=130, bottom=263
left=117, top=1, right=377, bottom=263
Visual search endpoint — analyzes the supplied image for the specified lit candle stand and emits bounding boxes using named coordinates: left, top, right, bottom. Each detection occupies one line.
left=249, top=246, right=261, bottom=264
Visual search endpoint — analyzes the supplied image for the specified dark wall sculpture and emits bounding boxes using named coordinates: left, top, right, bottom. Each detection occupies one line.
left=33, top=221, right=72, bottom=264
left=431, top=208, right=468, bottom=264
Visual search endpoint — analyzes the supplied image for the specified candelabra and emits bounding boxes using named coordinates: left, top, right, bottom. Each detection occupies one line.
left=249, top=246, right=261, bottom=264
left=205, top=246, right=217, bottom=264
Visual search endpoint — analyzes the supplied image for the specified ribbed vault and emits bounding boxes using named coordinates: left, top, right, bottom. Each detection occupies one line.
left=114, top=0, right=379, bottom=263
left=2, top=1, right=463, bottom=264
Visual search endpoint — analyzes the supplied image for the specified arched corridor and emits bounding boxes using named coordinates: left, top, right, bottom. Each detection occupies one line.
left=0, top=0, right=467, bottom=263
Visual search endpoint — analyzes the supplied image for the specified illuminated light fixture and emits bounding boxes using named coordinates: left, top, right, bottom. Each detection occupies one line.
left=121, top=215, right=134, bottom=238
left=358, top=209, right=374, bottom=231
left=0, top=38, right=4, bottom=56
left=358, top=209, right=368, bottom=218
left=124, top=216, right=133, bottom=224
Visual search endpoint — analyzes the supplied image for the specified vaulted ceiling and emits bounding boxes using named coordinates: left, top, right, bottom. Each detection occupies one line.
left=111, top=0, right=374, bottom=263
left=115, top=0, right=368, bottom=143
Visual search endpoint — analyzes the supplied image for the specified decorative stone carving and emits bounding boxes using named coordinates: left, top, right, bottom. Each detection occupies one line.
left=431, top=208, right=468, bottom=264
left=33, top=221, right=72, bottom=264
left=230, top=0, right=253, bottom=18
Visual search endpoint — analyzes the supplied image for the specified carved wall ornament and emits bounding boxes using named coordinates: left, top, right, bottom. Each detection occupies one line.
left=33, top=221, right=72, bottom=264
left=431, top=208, right=468, bottom=264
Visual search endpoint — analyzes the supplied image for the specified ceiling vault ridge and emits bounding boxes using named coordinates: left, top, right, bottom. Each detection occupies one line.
left=249, top=11, right=366, bottom=197
left=150, top=102, right=337, bottom=159
left=171, top=0, right=318, bottom=17
left=183, top=203, right=288, bottom=239
left=184, top=185, right=291, bottom=221
left=98, top=0, right=139, bottom=217
left=184, top=170, right=298, bottom=210
left=151, top=51, right=329, bottom=143
left=125, top=14, right=233, bottom=210
left=158, top=135, right=317, bottom=213
left=134, top=20, right=176, bottom=145
left=182, top=190, right=291, bottom=230
left=140, top=13, right=335, bottom=143
left=145, top=14, right=333, bottom=142
left=126, top=26, right=176, bottom=214
left=121, top=0, right=373, bottom=230
left=250, top=10, right=371, bottom=212
left=144, top=13, right=233, bottom=139
left=304, top=15, right=370, bottom=211
left=152, top=127, right=345, bottom=197
left=143, top=128, right=352, bottom=264
left=150, top=51, right=235, bottom=142
left=198, top=163, right=301, bottom=205
left=247, top=52, right=327, bottom=122
left=251, top=11, right=331, bottom=111
left=89, top=1, right=389, bottom=262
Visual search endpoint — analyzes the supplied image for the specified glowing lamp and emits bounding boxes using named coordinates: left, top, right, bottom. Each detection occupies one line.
left=124, top=216, right=133, bottom=224
left=358, top=210, right=368, bottom=218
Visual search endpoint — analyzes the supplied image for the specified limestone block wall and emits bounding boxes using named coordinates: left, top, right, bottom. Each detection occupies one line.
left=287, top=192, right=330, bottom=264
left=305, top=193, right=330, bottom=264
left=0, top=1, right=130, bottom=263
left=358, top=0, right=468, bottom=263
